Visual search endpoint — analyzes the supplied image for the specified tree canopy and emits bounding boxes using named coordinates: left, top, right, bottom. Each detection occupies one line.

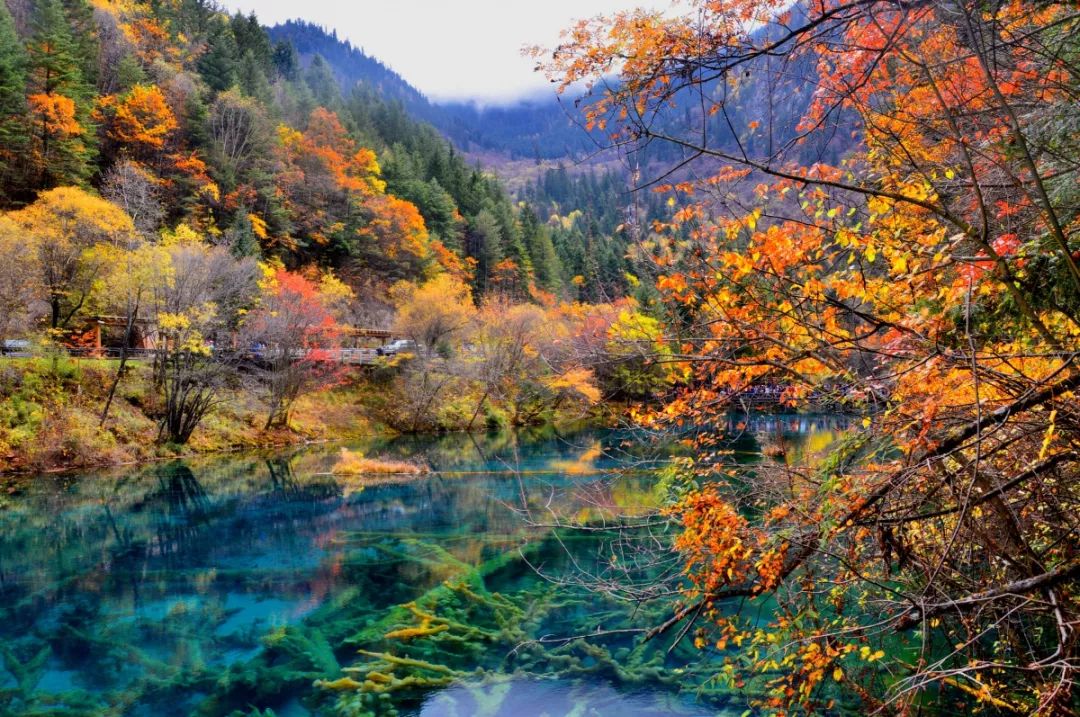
left=544, top=0, right=1080, bottom=713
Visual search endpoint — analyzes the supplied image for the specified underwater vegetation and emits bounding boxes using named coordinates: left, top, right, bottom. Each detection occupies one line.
left=0, top=421, right=851, bottom=716
left=199, top=529, right=746, bottom=717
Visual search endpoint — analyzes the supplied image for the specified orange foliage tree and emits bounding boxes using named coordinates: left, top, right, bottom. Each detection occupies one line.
left=25, top=0, right=96, bottom=188
left=27, top=92, right=87, bottom=182
left=276, top=107, right=433, bottom=275
left=101, top=84, right=178, bottom=159
left=544, top=1, right=1080, bottom=713
left=354, top=194, right=432, bottom=279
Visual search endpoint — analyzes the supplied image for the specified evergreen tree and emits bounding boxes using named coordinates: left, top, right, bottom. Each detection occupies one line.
left=520, top=207, right=563, bottom=292
left=29, top=0, right=83, bottom=94
left=198, top=18, right=238, bottom=92
left=468, top=209, right=503, bottom=294
left=61, top=0, right=98, bottom=88
left=181, top=93, right=212, bottom=153
left=26, top=0, right=96, bottom=188
left=0, top=2, right=28, bottom=200
left=492, top=198, right=532, bottom=287
left=271, top=40, right=299, bottom=80
left=115, top=53, right=147, bottom=91
left=304, top=54, right=340, bottom=110
left=173, top=0, right=214, bottom=38
left=238, top=49, right=272, bottom=104
left=230, top=12, right=272, bottom=71
left=225, top=209, right=260, bottom=258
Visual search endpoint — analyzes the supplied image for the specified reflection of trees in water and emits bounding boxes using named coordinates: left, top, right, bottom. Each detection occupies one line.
left=137, top=462, right=213, bottom=563
left=266, top=456, right=300, bottom=496
left=264, top=456, right=341, bottom=503
left=128, top=461, right=211, bottom=524
left=1, top=425, right=825, bottom=715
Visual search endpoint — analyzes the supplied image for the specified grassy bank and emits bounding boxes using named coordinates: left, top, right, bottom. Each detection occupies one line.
left=0, top=357, right=615, bottom=478
left=0, top=357, right=380, bottom=476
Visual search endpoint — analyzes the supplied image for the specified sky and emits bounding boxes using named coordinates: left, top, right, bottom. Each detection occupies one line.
left=219, top=0, right=662, bottom=104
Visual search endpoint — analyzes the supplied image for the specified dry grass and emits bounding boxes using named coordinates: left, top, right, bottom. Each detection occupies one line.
left=332, top=448, right=428, bottom=476
left=0, top=359, right=382, bottom=475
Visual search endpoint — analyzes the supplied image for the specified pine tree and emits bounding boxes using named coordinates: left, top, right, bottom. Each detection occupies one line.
left=468, top=209, right=503, bottom=294
left=61, top=0, right=98, bottom=88
left=238, top=50, right=272, bottom=103
left=304, top=54, right=340, bottom=110
left=115, top=54, right=147, bottom=92
left=520, top=207, right=563, bottom=292
left=28, top=0, right=83, bottom=98
left=0, top=2, right=29, bottom=202
left=198, top=18, right=238, bottom=92
left=225, top=209, right=259, bottom=258
left=492, top=199, right=532, bottom=288
left=26, top=0, right=96, bottom=189
left=271, top=40, right=299, bottom=81
left=231, top=12, right=272, bottom=71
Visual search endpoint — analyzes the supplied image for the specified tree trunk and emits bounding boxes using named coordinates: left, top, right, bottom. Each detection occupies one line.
left=100, top=296, right=140, bottom=426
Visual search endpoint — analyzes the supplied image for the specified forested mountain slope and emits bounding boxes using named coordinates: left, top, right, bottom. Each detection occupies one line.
left=268, top=20, right=601, bottom=161
left=0, top=0, right=678, bottom=464
left=0, top=0, right=617, bottom=302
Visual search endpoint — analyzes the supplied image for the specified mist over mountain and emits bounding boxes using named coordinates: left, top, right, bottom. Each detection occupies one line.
left=269, top=8, right=853, bottom=174
left=268, top=20, right=599, bottom=161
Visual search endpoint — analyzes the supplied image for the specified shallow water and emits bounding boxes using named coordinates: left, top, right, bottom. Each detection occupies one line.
left=0, top=416, right=849, bottom=716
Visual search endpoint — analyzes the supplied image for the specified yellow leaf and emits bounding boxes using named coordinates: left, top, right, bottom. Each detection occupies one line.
left=1038, top=410, right=1057, bottom=460
left=833, top=667, right=843, bottom=682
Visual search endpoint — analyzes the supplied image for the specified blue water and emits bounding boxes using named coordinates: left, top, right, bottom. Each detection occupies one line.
left=0, top=418, right=849, bottom=716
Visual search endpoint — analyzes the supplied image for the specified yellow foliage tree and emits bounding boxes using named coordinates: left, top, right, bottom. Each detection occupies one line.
left=8, top=187, right=137, bottom=330
left=0, top=216, right=43, bottom=338
left=389, top=274, right=476, bottom=356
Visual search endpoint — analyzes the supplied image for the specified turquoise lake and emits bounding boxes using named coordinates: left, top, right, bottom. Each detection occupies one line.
left=0, top=416, right=850, bottom=716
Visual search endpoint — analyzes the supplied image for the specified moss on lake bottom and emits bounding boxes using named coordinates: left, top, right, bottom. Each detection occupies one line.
left=192, top=532, right=748, bottom=717
left=0, top=422, right=856, bottom=716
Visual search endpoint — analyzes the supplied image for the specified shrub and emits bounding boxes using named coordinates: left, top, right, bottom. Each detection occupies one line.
left=332, top=449, right=427, bottom=476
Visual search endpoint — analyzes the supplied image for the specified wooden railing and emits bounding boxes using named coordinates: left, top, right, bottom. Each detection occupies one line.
left=59, top=346, right=385, bottom=365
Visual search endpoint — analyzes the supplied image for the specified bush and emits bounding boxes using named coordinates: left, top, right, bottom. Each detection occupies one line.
left=483, top=406, right=509, bottom=432
left=332, top=449, right=427, bottom=475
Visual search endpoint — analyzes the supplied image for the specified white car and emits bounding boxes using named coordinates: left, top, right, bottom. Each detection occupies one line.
left=1, top=339, right=30, bottom=356
left=377, top=339, right=417, bottom=356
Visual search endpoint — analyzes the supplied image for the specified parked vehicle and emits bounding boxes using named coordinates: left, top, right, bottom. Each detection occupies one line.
left=0, top=339, right=30, bottom=356
left=376, top=339, right=417, bottom=357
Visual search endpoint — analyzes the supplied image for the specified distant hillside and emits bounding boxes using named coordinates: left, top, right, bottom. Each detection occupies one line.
left=266, top=21, right=434, bottom=122
left=268, top=21, right=601, bottom=161
left=269, top=6, right=852, bottom=173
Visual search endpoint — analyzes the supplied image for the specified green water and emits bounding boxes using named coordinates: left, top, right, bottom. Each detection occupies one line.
left=0, top=416, right=849, bottom=716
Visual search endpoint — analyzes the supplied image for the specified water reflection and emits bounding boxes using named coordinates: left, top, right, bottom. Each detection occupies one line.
left=420, top=678, right=733, bottom=716
left=0, top=417, right=848, bottom=716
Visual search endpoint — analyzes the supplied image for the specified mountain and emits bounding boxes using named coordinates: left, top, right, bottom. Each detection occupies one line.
left=268, top=7, right=854, bottom=174
left=268, top=21, right=600, bottom=161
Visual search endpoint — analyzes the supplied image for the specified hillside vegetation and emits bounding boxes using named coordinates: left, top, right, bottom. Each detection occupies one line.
left=0, top=0, right=640, bottom=300
left=542, top=0, right=1080, bottom=713
left=0, top=0, right=686, bottom=471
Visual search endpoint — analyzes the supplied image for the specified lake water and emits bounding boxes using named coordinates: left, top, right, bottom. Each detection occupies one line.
left=0, top=416, right=849, bottom=716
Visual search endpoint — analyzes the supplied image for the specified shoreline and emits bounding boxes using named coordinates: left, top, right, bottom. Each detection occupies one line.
left=0, top=412, right=617, bottom=488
